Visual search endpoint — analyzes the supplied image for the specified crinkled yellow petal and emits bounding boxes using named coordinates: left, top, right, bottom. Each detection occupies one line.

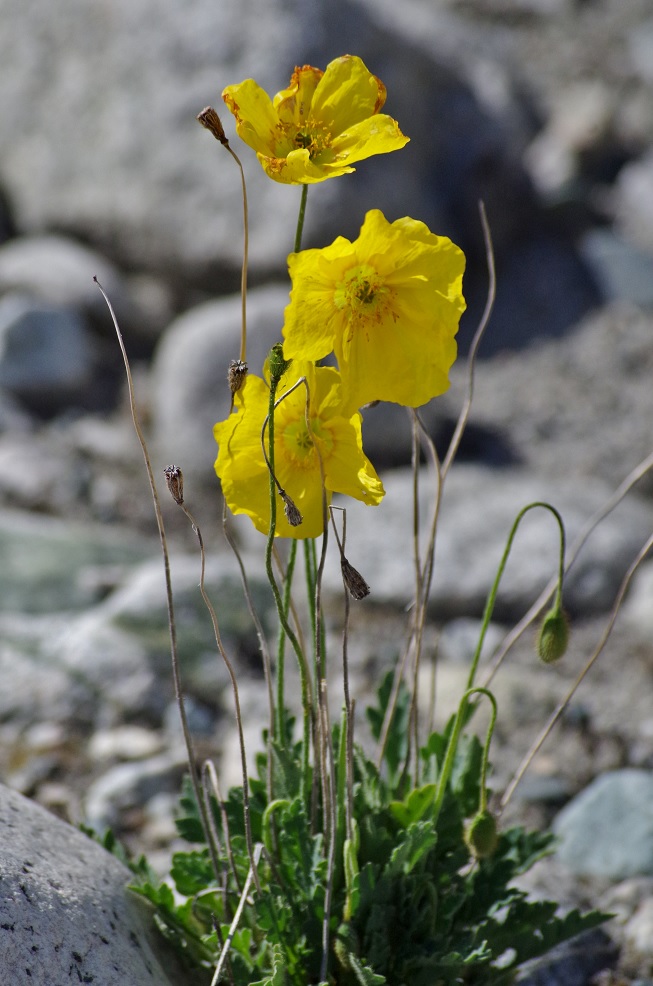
left=322, top=415, right=385, bottom=505
left=284, top=209, right=466, bottom=411
left=272, top=64, right=323, bottom=125
left=222, top=80, right=285, bottom=156
left=257, top=148, right=355, bottom=185
left=329, top=115, right=409, bottom=165
left=311, top=55, right=387, bottom=134
left=336, top=302, right=457, bottom=411
left=214, top=364, right=383, bottom=538
left=284, top=243, right=355, bottom=358
left=222, top=56, right=408, bottom=184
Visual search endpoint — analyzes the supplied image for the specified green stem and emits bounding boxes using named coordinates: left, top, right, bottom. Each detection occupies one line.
left=466, top=501, right=566, bottom=693
left=432, top=687, right=497, bottom=828
left=276, top=540, right=298, bottom=723
left=263, top=378, right=312, bottom=799
left=294, top=184, right=308, bottom=253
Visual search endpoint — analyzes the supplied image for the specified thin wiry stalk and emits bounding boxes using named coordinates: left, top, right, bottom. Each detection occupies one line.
left=196, top=109, right=248, bottom=365
left=441, top=201, right=496, bottom=480
left=94, top=278, right=221, bottom=884
left=501, top=528, right=653, bottom=810
left=272, top=544, right=311, bottom=672
left=376, top=412, right=442, bottom=770
left=320, top=680, right=338, bottom=985
left=329, top=507, right=356, bottom=840
left=221, top=503, right=275, bottom=802
left=202, top=759, right=239, bottom=900
left=482, top=449, right=653, bottom=688
left=210, top=843, right=264, bottom=986
left=179, top=500, right=259, bottom=891
left=375, top=204, right=495, bottom=771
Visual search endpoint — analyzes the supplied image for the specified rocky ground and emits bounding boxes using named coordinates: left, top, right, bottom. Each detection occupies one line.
left=2, top=0, right=653, bottom=981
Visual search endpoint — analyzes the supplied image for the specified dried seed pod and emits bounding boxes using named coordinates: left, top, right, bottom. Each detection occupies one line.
left=341, top=556, right=370, bottom=600
left=197, top=106, right=229, bottom=145
left=163, top=464, right=184, bottom=505
left=228, top=359, right=248, bottom=396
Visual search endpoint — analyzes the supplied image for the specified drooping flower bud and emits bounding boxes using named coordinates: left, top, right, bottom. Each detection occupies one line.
left=465, top=810, right=499, bottom=859
left=537, top=606, right=569, bottom=664
left=163, top=465, right=184, bottom=505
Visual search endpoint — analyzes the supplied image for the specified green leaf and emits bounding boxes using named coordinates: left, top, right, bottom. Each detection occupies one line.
left=250, top=943, right=287, bottom=986
left=349, top=953, right=386, bottom=985
left=389, top=783, right=437, bottom=827
left=384, top=822, right=437, bottom=878
left=170, top=849, right=215, bottom=896
left=175, top=774, right=206, bottom=843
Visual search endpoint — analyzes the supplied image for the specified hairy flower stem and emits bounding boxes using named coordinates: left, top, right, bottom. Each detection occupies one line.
left=294, top=183, right=308, bottom=253
left=432, top=687, right=497, bottom=828
left=94, top=279, right=221, bottom=884
left=263, top=377, right=312, bottom=798
left=467, top=502, right=566, bottom=694
left=502, top=528, right=653, bottom=810
left=179, top=500, right=259, bottom=891
left=483, top=449, right=653, bottom=687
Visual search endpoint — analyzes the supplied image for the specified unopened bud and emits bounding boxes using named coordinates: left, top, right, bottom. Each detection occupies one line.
left=197, top=106, right=229, bottom=145
left=465, top=810, right=498, bottom=859
left=280, top=490, right=302, bottom=527
left=341, top=557, right=370, bottom=600
left=267, top=343, right=291, bottom=385
left=164, top=465, right=184, bottom=505
left=228, top=359, right=248, bottom=396
left=537, top=606, right=569, bottom=664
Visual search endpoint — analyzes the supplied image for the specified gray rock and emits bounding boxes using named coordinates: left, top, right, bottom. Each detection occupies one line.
left=0, top=0, right=527, bottom=273
left=100, top=552, right=274, bottom=692
left=0, top=508, right=151, bottom=614
left=553, top=769, right=653, bottom=879
left=0, top=782, right=193, bottom=985
left=304, top=464, right=653, bottom=619
left=84, top=752, right=187, bottom=831
left=621, top=560, right=653, bottom=642
left=0, top=233, right=142, bottom=338
left=0, top=0, right=599, bottom=343
left=447, top=302, right=653, bottom=492
left=579, top=228, right=653, bottom=308
left=614, top=151, right=653, bottom=255
left=0, top=293, right=94, bottom=414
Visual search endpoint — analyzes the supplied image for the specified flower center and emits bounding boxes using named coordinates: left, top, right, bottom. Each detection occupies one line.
left=334, top=265, right=389, bottom=319
left=282, top=418, right=316, bottom=469
left=291, top=120, right=332, bottom=160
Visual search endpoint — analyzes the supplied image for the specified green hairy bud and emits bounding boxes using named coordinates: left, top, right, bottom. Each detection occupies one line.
left=267, top=343, right=292, bottom=384
left=465, top=810, right=499, bottom=859
left=538, top=606, right=569, bottom=664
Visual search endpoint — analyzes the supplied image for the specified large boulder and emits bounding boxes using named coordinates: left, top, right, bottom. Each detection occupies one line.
left=0, top=0, right=599, bottom=345
left=0, top=783, right=200, bottom=985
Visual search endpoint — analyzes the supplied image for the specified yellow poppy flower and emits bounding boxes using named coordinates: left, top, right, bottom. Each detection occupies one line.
left=214, top=360, right=384, bottom=539
left=282, top=209, right=466, bottom=411
left=222, top=55, right=409, bottom=184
